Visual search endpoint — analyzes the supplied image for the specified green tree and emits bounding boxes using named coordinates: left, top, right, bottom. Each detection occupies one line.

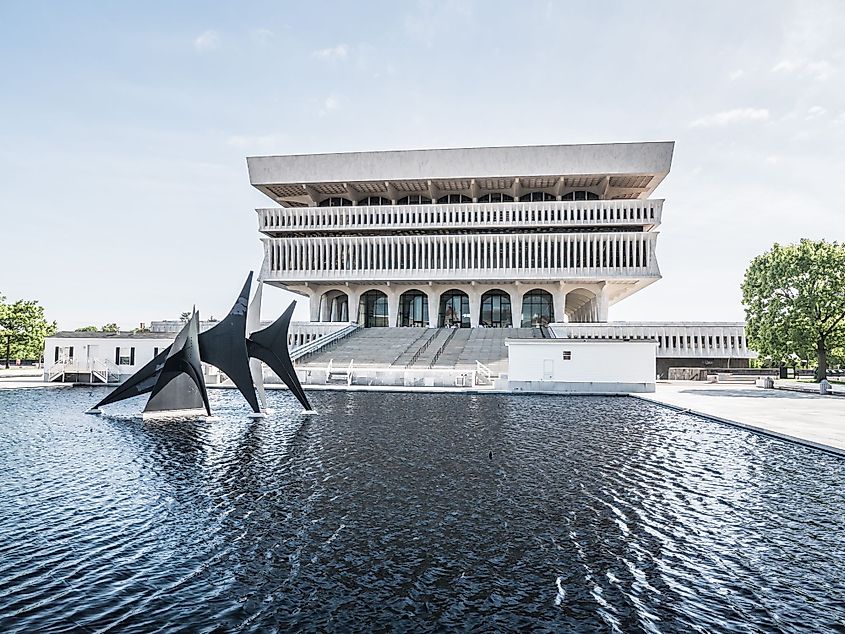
left=101, top=323, right=119, bottom=333
left=179, top=312, right=191, bottom=323
left=0, top=294, right=57, bottom=363
left=742, top=239, right=845, bottom=381
left=75, top=325, right=98, bottom=332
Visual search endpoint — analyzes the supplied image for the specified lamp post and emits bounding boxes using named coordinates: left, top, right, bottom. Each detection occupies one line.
left=0, top=327, right=9, bottom=370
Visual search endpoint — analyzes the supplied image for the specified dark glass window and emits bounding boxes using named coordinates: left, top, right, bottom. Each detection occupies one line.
left=358, top=290, right=388, bottom=327
left=521, top=289, right=554, bottom=327
left=398, top=290, right=429, bottom=327
left=359, top=196, right=390, bottom=206
left=477, top=193, right=514, bottom=203
left=562, top=191, right=599, bottom=201
left=437, top=194, right=471, bottom=204
left=397, top=195, right=432, bottom=205
left=318, top=197, right=353, bottom=207
left=519, top=191, right=555, bottom=202
left=480, top=290, right=512, bottom=328
left=439, top=290, right=470, bottom=328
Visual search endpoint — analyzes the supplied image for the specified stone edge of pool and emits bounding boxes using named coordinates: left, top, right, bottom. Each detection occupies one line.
left=629, top=393, right=845, bottom=459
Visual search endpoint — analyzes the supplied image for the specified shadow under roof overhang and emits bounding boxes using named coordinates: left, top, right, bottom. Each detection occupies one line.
left=247, top=142, right=675, bottom=206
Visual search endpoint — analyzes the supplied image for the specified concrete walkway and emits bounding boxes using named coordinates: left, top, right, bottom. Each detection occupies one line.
left=633, top=381, right=845, bottom=456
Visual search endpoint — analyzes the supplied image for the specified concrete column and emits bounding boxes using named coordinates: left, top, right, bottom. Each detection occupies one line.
left=347, top=288, right=361, bottom=325
left=555, top=284, right=568, bottom=324
left=426, top=288, right=439, bottom=328
left=387, top=288, right=399, bottom=328
left=468, top=289, right=482, bottom=328
left=597, top=283, right=609, bottom=322
left=330, top=297, right=339, bottom=321
left=309, top=291, right=321, bottom=322
left=319, top=293, right=331, bottom=322
left=510, top=287, right=523, bottom=328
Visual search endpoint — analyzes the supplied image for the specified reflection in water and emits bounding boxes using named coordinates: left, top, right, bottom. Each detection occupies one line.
left=0, top=388, right=843, bottom=631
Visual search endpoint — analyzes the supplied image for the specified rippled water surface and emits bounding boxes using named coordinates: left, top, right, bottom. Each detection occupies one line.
left=1, top=388, right=844, bottom=632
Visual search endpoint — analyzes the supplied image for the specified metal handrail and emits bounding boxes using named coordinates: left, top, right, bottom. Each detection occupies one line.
left=429, top=328, right=458, bottom=368
left=406, top=329, right=442, bottom=368
left=291, top=323, right=358, bottom=362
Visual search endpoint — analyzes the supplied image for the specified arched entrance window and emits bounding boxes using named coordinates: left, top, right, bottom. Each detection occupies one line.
left=437, top=194, right=471, bottom=204
left=398, top=290, right=429, bottom=327
left=480, top=290, right=512, bottom=328
left=358, top=290, right=388, bottom=327
left=478, top=193, right=514, bottom=203
left=320, top=290, right=349, bottom=322
left=521, top=289, right=554, bottom=327
left=562, top=190, right=599, bottom=201
left=519, top=191, right=555, bottom=202
left=439, top=290, right=470, bottom=328
left=318, top=197, right=353, bottom=207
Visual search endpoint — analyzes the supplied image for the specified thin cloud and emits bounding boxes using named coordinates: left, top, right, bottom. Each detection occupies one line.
left=193, top=30, right=219, bottom=52
left=771, top=58, right=835, bottom=81
left=313, top=44, right=349, bottom=61
left=250, top=28, right=275, bottom=46
left=805, top=106, right=827, bottom=120
left=728, top=69, right=744, bottom=80
left=690, top=108, right=770, bottom=128
left=319, top=95, right=341, bottom=116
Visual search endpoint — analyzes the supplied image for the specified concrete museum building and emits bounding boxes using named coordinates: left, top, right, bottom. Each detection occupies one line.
left=248, top=142, right=753, bottom=378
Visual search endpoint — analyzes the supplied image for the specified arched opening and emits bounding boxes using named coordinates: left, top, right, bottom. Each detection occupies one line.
left=359, top=196, right=390, bottom=206
left=439, top=290, right=470, bottom=328
left=437, top=194, right=471, bottom=204
left=398, top=290, right=429, bottom=327
left=319, top=290, right=350, bottom=322
left=519, top=191, right=555, bottom=202
left=480, top=290, right=512, bottom=328
left=318, top=197, right=353, bottom=207
left=397, top=195, right=432, bottom=205
left=565, top=288, right=597, bottom=322
left=478, top=193, right=514, bottom=203
left=358, top=290, right=388, bottom=327
left=521, top=289, right=554, bottom=327
left=562, top=191, right=599, bottom=201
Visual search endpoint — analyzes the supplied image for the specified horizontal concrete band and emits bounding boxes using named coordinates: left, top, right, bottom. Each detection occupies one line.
left=508, top=381, right=655, bottom=393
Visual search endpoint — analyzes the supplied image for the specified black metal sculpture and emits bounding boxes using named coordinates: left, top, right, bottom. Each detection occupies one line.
left=248, top=302, right=311, bottom=411
left=87, top=271, right=312, bottom=417
left=144, top=311, right=210, bottom=416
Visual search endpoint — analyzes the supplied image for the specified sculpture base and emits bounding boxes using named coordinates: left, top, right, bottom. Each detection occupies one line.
left=247, top=412, right=267, bottom=419
left=85, top=408, right=102, bottom=415
left=141, top=408, right=209, bottom=420
left=301, top=409, right=318, bottom=415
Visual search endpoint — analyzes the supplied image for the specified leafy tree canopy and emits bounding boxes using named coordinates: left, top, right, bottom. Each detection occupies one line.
left=101, top=323, right=119, bottom=333
left=0, top=294, right=57, bottom=361
left=74, top=326, right=98, bottom=332
left=742, top=239, right=845, bottom=380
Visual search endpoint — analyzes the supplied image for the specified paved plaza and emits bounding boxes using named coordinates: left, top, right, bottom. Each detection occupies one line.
left=634, top=382, right=845, bottom=455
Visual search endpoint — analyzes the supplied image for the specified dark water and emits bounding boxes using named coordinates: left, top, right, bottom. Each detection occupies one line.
left=0, top=388, right=843, bottom=632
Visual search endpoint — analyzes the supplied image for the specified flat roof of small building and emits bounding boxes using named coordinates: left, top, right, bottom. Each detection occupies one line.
left=248, top=141, right=674, bottom=205
left=50, top=331, right=176, bottom=339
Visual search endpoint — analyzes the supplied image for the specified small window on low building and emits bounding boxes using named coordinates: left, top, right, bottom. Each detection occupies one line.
left=562, top=350, right=572, bottom=360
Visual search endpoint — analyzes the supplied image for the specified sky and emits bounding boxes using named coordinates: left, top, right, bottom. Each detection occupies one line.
left=1, top=0, right=843, bottom=330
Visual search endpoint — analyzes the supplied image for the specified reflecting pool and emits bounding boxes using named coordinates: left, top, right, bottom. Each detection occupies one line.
left=0, top=388, right=843, bottom=631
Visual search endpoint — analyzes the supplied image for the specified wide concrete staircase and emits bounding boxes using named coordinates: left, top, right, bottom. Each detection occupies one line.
left=296, top=326, right=542, bottom=374
left=296, top=328, right=426, bottom=367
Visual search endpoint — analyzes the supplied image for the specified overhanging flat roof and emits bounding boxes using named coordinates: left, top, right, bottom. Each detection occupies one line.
left=247, top=142, right=674, bottom=205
